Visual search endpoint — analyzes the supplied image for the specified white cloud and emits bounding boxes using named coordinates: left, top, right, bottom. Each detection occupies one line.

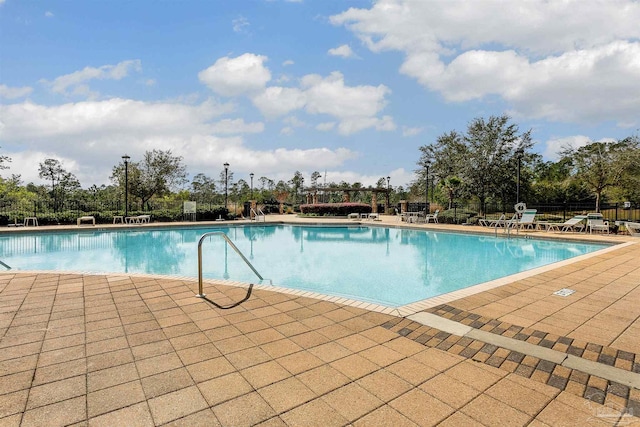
left=302, top=71, right=390, bottom=119
left=328, top=44, right=356, bottom=58
left=331, top=0, right=640, bottom=127
left=542, top=135, right=616, bottom=161
left=316, top=122, right=336, bottom=132
left=45, top=11, right=54, bottom=18
left=282, top=60, right=294, bottom=66
left=198, top=53, right=271, bottom=97
left=251, top=71, right=393, bottom=134
left=40, top=60, right=142, bottom=97
left=278, top=116, right=305, bottom=135
left=337, top=115, right=396, bottom=136
left=283, top=116, right=305, bottom=127
left=0, top=84, right=33, bottom=99
left=316, top=167, right=414, bottom=188
left=251, top=86, right=306, bottom=118
left=0, top=98, right=356, bottom=186
left=209, top=118, right=264, bottom=134
left=402, top=126, right=422, bottom=137
left=232, top=16, right=250, bottom=33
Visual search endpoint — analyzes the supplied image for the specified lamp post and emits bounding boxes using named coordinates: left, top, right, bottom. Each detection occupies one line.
left=516, top=150, right=522, bottom=204
left=386, top=176, right=391, bottom=212
left=223, top=162, right=229, bottom=209
left=301, top=177, right=304, bottom=204
left=425, top=160, right=431, bottom=213
left=122, top=155, right=130, bottom=218
left=250, top=172, right=254, bottom=200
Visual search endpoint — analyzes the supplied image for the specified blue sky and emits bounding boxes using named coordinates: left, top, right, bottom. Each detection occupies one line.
left=1, top=0, right=639, bottom=189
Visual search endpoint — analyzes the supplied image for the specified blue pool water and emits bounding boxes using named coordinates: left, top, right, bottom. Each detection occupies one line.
left=0, top=225, right=608, bottom=307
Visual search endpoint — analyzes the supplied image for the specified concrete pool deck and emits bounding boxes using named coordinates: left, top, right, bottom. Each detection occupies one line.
left=1, top=215, right=639, bottom=426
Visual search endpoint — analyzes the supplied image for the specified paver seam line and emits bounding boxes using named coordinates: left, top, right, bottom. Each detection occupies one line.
left=407, top=310, right=640, bottom=391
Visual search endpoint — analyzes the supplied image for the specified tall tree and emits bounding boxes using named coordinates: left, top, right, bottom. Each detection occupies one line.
left=310, top=171, right=322, bottom=188
left=190, top=173, right=217, bottom=205
left=38, top=158, right=80, bottom=211
left=441, top=176, right=462, bottom=209
left=463, top=115, right=532, bottom=214
left=417, top=116, right=533, bottom=214
left=560, top=137, right=640, bottom=212
left=0, top=146, right=11, bottom=171
left=112, top=150, right=187, bottom=209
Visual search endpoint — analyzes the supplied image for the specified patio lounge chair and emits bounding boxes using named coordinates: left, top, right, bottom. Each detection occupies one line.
left=539, top=215, right=586, bottom=233
left=625, top=222, right=640, bottom=237
left=424, top=209, right=439, bottom=224
left=587, top=213, right=609, bottom=234
left=126, top=214, right=151, bottom=224
left=479, top=214, right=506, bottom=227
left=508, top=209, right=537, bottom=230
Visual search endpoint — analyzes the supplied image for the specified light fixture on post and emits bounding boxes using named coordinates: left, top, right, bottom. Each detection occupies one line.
left=250, top=173, right=254, bottom=200
left=224, top=162, right=229, bottom=210
left=516, top=149, right=523, bottom=204
left=386, top=176, right=391, bottom=212
left=122, top=155, right=130, bottom=218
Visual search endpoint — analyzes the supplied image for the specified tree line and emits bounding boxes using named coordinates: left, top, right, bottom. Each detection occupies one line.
left=416, top=115, right=639, bottom=214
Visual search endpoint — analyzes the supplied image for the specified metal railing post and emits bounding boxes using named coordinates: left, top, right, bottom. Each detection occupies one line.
left=196, top=231, right=264, bottom=298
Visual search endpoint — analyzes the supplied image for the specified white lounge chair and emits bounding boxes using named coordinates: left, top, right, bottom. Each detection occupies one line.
left=424, top=209, right=439, bottom=224
left=480, top=214, right=506, bottom=227
left=625, top=222, right=640, bottom=237
left=508, top=209, right=537, bottom=230
left=126, top=214, right=151, bottom=224
left=587, top=213, right=609, bottom=234
left=540, top=215, right=586, bottom=233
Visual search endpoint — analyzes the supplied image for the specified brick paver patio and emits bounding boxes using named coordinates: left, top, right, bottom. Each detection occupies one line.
left=1, top=217, right=639, bottom=426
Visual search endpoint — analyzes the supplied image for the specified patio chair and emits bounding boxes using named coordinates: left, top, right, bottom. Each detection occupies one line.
left=480, top=214, right=506, bottom=227
left=539, top=215, right=587, bottom=233
left=507, top=209, right=537, bottom=230
left=625, top=222, right=640, bottom=237
left=424, top=209, right=439, bottom=224
left=587, top=213, right=609, bottom=234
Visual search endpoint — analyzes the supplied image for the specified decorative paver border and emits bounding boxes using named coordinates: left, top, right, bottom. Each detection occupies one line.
left=380, top=304, right=640, bottom=415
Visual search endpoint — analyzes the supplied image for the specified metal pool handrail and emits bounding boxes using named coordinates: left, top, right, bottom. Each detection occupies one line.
left=196, top=231, right=263, bottom=298
left=0, top=259, right=11, bottom=270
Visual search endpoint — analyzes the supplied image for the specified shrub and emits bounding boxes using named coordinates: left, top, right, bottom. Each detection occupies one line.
left=437, top=208, right=479, bottom=224
left=196, top=207, right=229, bottom=221
left=300, top=203, right=372, bottom=216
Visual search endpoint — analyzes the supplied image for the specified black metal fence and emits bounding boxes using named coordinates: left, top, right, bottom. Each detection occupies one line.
left=1, top=197, right=638, bottom=226
left=0, top=199, right=231, bottom=226
left=402, top=201, right=639, bottom=223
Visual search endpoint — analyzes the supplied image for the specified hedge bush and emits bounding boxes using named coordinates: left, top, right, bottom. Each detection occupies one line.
left=437, top=208, right=479, bottom=224
left=300, top=203, right=372, bottom=216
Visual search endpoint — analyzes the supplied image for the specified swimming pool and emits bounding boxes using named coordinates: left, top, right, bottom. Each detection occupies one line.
left=0, top=225, right=608, bottom=307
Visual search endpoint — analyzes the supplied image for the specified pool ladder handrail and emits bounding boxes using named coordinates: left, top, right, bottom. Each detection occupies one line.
left=495, top=213, right=519, bottom=237
left=0, top=259, right=11, bottom=270
left=196, top=231, right=263, bottom=298
left=251, top=208, right=266, bottom=222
